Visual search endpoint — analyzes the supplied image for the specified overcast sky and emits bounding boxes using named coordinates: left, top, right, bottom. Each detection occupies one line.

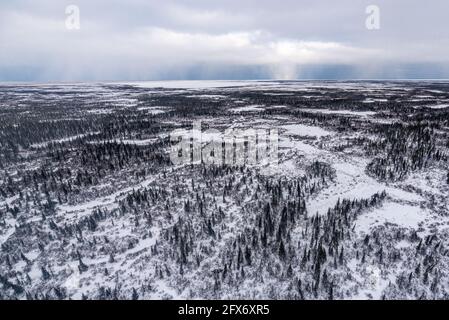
left=1, top=0, right=448, bottom=81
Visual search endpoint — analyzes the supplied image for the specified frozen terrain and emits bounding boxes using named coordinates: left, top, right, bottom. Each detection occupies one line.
left=0, top=80, right=449, bottom=300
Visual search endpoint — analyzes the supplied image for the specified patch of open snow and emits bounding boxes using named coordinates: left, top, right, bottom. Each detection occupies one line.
left=281, top=124, right=332, bottom=138
left=282, top=150, right=424, bottom=217
left=137, top=106, right=168, bottom=114
left=395, top=240, right=412, bottom=249
left=403, top=169, right=448, bottom=197
left=307, top=158, right=386, bottom=216
left=300, top=108, right=376, bottom=117
left=267, top=105, right=288, bottom=109
left=425, top=104, right=449, bottom=109
left=0, top=194, right=19, bottom=208
left=187, top=94, right=227, bottom=99
left=347, top=260, right=390, bottom=300
left=0, top=218, right=16, bottom=246
left=230, top=105, right=264, bottom=113
left=262, top=158, right=306, bottom=177
left=363, top=98, right=388, bottom=103
left=119, top=138, right=158, bottom=145
left=355, top=202, right=426, bottom=234
left=152, top=280, right=183, bottom=299
left=87, top=109, right=114, bottom=114
left=148, top=109, right=165, bottom=115
left=31, top=132, right=97, bottom=148
left=57, top=177, right=157, bottom=223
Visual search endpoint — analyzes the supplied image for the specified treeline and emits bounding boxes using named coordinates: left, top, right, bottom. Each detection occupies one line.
left=0, top=140, right=170, bottom=203
left=365, top=122, right=447, bottom=181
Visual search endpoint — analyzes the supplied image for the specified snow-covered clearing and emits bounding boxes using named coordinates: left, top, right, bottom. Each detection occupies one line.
left=355, top=202, right=427, bottom=234
left=281, top=123, right=332, bottom=137
left=230, top=105, right=264, bottom=113
left=137, top=106, right=169, bottom=114
left=31, top=132, right=97, bottom=148
left=300, top=108, right=376, bottom=117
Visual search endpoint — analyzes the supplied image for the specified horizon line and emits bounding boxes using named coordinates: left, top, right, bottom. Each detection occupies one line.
left=1, top=78, right=449, bottom=85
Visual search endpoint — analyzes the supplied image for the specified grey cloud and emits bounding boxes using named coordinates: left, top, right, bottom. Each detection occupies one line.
left=0, top=0, right=448, bottom=81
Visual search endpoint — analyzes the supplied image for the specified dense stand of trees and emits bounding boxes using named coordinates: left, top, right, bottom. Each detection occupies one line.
left=365, top=122, right=447, bottom=181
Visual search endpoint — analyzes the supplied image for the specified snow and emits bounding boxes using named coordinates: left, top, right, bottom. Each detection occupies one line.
left=363, top=98, right=388, bottom=103
left=279, top=139, right=322, bottom=155
left=281, top=124, right=332, bottom=137
left=230, top=105, right=264, bottom=113
left=137, top=106, right=169, bottom=114
left=425, top=104, right=449, bottom=109
left=3, top=80, right=449, bottom=300
left=262, top=157, right=306, bottom=177
left=31, top=132, right=97, bottom=148
left=347, top=259, right=390, bottom=300
left=395, top=240, right=412, bottom=249
left=278, top=137, right=425, bottom=218
left=0, top=195, right=19, bottom=208
left=306, top=156, right=424, bottom=217
left=57, top=176, right=157, bottom=223
left=403, top=169, right=448, bottom=197
left=300, top=108, right=376, bottom=117
left=355, top=202, right=426, bottom=234
left=87, top=109, right=114, bottom=114
left=118, top=138, right=159, bottom=145
left=0, top=222, right=16, bottom=246
left=268, top=105, right=288, bottom=109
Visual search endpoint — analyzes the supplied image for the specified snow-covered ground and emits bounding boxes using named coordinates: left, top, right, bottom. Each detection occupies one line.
left=230, top=105, right=264, bottom=113
left=355, top=202, right=427, bottom=234
left=31, top=132, right=98, bottom=148
left=281, top=124, right=332, bottom=138
left=300, top=108, right=376, bottom=117
left=137, top=106, right=169, bottom=114
left=1, top=80, right=449, bottom=300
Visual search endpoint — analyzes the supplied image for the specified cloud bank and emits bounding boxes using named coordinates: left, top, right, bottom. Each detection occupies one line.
left=1, top=0, right=449, bottom=81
